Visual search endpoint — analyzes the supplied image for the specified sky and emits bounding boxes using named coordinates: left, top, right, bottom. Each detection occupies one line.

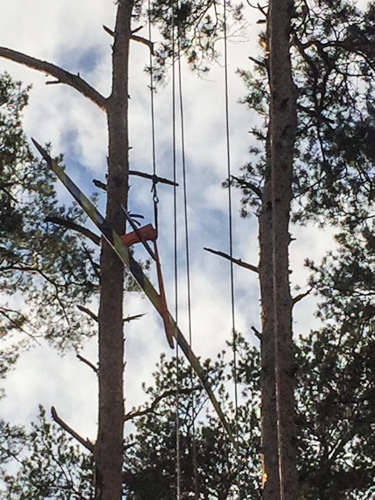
left=0, top=0, right=337, bottom=455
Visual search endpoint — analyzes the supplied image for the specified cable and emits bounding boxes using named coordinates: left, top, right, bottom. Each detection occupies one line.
left=177, top=37, right=199, bottom=500
left=223, top=0, right=241, bottom=497
left=170, top=2, right=182, bottom=498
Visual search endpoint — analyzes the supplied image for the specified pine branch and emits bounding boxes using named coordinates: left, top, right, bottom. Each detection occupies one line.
left=51, top=406, right=94, bottom=452
left=82, top=246, right=101, bottom=280
left=204, top=247, right=259, bottom=273
left=45, top=216, right=101, bottom=246
left=0, top=47, right=107, bottom=111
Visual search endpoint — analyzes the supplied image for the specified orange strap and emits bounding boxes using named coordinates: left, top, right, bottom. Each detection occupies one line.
left=154, top=241, right=174, bottom=348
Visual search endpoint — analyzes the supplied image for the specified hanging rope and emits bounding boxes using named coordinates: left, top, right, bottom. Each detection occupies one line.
left=176, top=35, right=199, bottom=500
left=170, top=1, right=182, bottom=497
left=223, top=0, right=241, bottom=496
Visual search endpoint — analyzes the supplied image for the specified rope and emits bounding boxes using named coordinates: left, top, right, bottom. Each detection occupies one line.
left=177, top=39, right=199, bottom=500
left=170, top=2, right=182, bottom=498
left=223, top=0, right=241, bottom=496
left=147, top=0, right=159, bottom=239
left=147, top=6, right=182, bottom=492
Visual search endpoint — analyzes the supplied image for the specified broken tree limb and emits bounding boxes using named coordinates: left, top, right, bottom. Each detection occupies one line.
left=77, top=305, right=98, bottom=322
left=93, top=171, right=179, bottom=190
left=124, top=387, right=198, bottom=422
left=45, top=216, right=101, bottom=246
left=231, top=175, right=263, bottom=199
left=131, top=35, right=154, bottom=54
left=51, top=406, right=94, bottom=452
left=0, top=47, right=107, bottom=111
left=123, top=313, right=145, bottom=323
left=204, top=247, right=259, bottom=274
left=76, top=353, right=98, bottom=374
left=103, top=24, right=115, bottom=37
left=292, top=288, right=312, bottom=306
left=251, top=326, right=262, bottom=340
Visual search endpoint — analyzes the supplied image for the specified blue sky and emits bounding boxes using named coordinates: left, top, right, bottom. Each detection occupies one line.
left=0, top=0, right=335, bottom=448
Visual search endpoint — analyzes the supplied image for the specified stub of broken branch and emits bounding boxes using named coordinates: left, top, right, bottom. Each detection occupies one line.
left=292, top=288, right=312, bottom=306
left=76, top=353, right=98, bottom=374
left=51, top=406, right=94, bottom=453
left=204, top=247, right=259, bottom=274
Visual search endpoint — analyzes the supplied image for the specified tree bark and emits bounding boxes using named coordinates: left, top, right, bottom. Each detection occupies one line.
left=260, top=0, right=298, bottom=499
left=269, top=0, right=298, bottom=498
left=259, top=133, right=280, bottom=499
left=94, top=1, right=134, bottom=499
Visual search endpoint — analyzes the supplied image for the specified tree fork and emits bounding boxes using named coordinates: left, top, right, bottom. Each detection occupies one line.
left=95, top=1, right=134, bottom=499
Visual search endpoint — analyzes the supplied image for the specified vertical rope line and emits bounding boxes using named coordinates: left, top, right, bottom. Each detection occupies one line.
left=148, top=1, right=156, bottom=179
left=170, top=3, right=181, bottom=498
left=223, top=1, right=241, bottom=496
left=177, top=26, right=198, bottom=500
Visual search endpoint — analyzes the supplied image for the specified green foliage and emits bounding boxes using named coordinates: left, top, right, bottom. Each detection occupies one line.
left=296, top=325, right=375, bottom=499
left=1, top=326, right=375, bottom=498
left=0, top=407, right=94, bottom=499
left=0, top=72, right=100, bottom=359
left=307, top=219, right=375, bottom=331
left=147, top=0, right=245, bottom=81
left=123, top=339, right=261, bottom=499
left=235, top=0, right=375, bottom=224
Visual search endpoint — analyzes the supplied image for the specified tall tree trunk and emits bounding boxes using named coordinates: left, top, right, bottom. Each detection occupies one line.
left=95, top=1, right=134, bottom=498
left=259, top=133, right=280, bottom=499
left=260, top=0, right=298, bottom=499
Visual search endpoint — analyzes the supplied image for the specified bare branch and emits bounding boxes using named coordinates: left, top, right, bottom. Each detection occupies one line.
left=77, top=305, right=98, bottom=322
left=292, top=288, right=312, bottom=306
left=0, top=47, right=107, bottom=111
left=132, top=25, right=144, bottom=35
left=124, top=313, right=145, bottom=323
left=204, top=247, right=259, bottom=274
left=51, top=406, right=94, bottom=453
left=93, top=171, right=179, bottom=190
left=249, top=55, right=267, bottom=69
left=130, top=170, right=179, bottom=187
left=76, top=353, right=98, bottom=374
left=77, top=305, right=144, bottom=325
left=131, top=35, right=154, bottom=54
left=45, top=216, right=101, bottom=246
left=103, top=24, right=115, bottom=37
left=124, top=387, right=198, bottom=422
left=251, top=326, right=262, bottom=340
left=231, top=175, right=263, bottom=199
left=82, top=246, right=101, bottom=280
left=93, top=179, right=107, bottom=191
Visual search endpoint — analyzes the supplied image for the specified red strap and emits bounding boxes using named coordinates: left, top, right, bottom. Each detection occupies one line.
left=154, top=241, right=174, bottom=348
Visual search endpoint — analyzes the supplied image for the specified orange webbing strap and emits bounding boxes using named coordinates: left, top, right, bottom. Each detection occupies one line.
left=154, top=240, right=174, bottom=349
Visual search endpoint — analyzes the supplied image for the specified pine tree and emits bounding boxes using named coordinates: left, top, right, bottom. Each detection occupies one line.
left=0, top=71, right=98, bottom=381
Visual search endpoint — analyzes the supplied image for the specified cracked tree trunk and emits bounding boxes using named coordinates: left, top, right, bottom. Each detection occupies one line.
left=94, top=1, right=134, bottom=499
left=260, top=0, right=298, bottom=499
